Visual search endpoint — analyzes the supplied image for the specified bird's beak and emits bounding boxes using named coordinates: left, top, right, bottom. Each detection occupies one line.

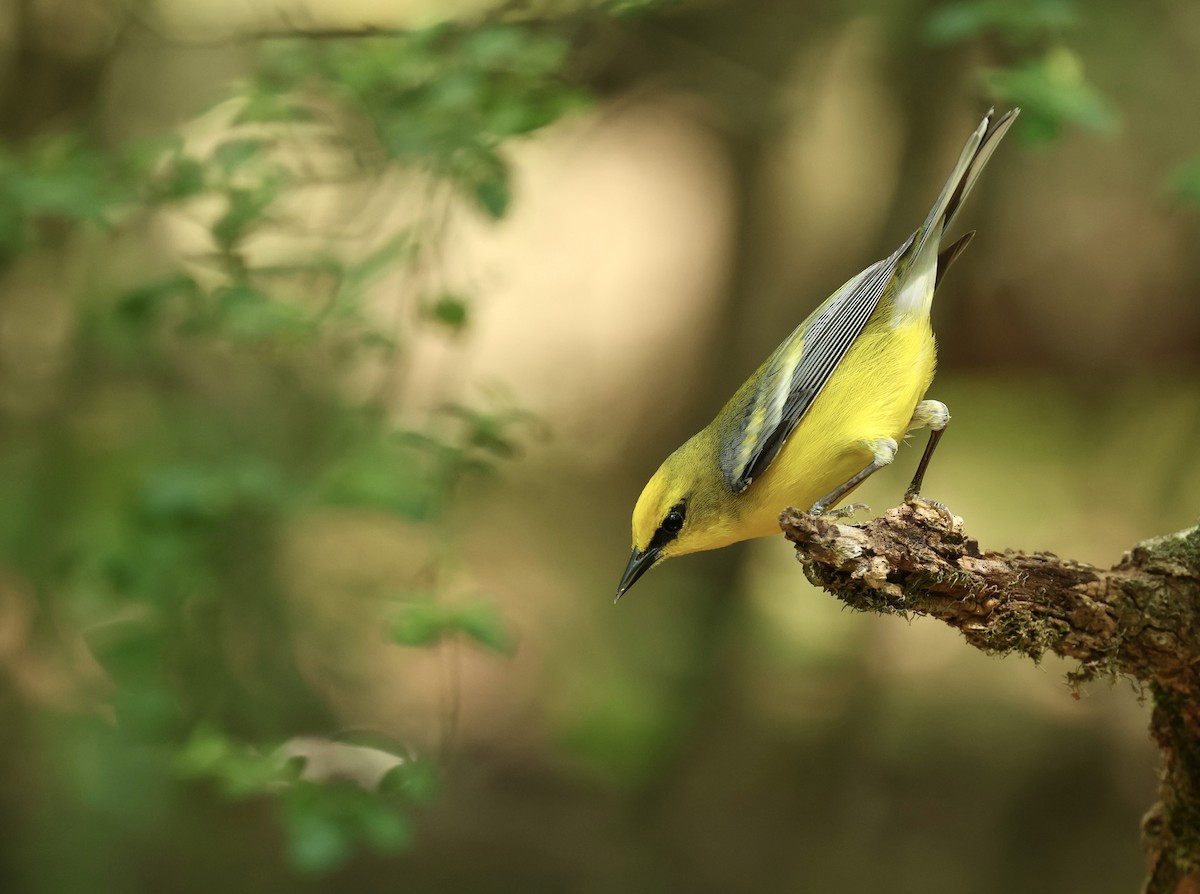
left=615, top=545, right=661, bottom=602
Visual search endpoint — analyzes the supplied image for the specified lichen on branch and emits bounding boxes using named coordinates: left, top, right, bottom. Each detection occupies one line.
left=780, top=498, right=1200, bottom=894
left=781, top=498, right=1200, bottom=688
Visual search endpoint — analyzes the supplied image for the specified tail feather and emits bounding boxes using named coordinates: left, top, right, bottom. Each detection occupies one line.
left=911, top=108, right=1020, bottom=266
left=942, top=108, right=1019, bottom=234
left=934, top=230, right=975, bottom=289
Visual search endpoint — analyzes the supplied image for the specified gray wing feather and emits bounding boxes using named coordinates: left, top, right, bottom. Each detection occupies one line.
left=719, top=109, right=1017, bottom=495
left=721, top=240, right=908, bottom=493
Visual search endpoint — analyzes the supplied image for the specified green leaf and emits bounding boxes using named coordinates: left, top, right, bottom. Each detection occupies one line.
left=472, top=165, right=510, bottom=219
left=84, top=617, right=160, bottom=683
left=212, top=178, right=284, bottom=251
left=215, top=283, right=311, bottom=341
left=455, top=601, right=512, bottom=653
left=439, top=402, right=534, bottom=462
left=427, top=69, right=487, bottom=116
left=150, top=156, right=207, bottom=202
left=983, top=47, right=1119, bottom=142
left=319, top=433, right=438, bottom=518
left=114, top=274, right=199, bottom=325
left=359, top=804, right=410, bottom=853
left=426, top=293, right=469, bottom=332
left=342, top=236, right=415, bottom=293
left=213, top=138, right=268, bottom=173
left=233, top=90, right=313, bottom=124
left=111, top=683, right=180, bottom=740
left=1, top=136, right=125, bottom=232
left=286, top=805, right=351, bottom=874
left=391, top=602, right=446, bottom=647
left=926, top=0, right=1078, bottom=45
left=138, top=465, right=229, bottom=522
left=280, top=782, right=413, bottom=873
left=176, top=728, right=297, bottom=798
left=377, top=759, right=439, bottom=803
left=486, top=96, right=570, bottom=138
left=136, top=458, right=284, bottom=524
left=1168, top=156, right=1200, bottom=207
left=174, top=726, right=233, bottom=778
left=390, top=600, right=511, bottom=653
left=511, top=33, right=570, bottom=77
left=461, top=25, right=528, bottom=69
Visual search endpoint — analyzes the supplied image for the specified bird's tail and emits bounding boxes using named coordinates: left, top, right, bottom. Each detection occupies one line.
left=911, top=108, right=1019, bottom=265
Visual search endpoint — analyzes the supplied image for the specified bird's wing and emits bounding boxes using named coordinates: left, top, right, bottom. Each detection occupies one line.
left=718, top=109, right=1017, bottom=496
left=719, top=240, right=908, bottom=494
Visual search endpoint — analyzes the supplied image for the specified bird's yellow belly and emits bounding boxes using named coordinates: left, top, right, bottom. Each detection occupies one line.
left=739, top=319, right=936, bottom=538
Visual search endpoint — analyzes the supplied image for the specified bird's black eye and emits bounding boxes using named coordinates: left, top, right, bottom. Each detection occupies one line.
left=663, top=509, right=684, bottom=533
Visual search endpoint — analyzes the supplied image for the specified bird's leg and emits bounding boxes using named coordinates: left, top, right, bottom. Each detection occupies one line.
left=807, top=437, right=897, bottom=516
left=904, top=399, right=950, bottom=498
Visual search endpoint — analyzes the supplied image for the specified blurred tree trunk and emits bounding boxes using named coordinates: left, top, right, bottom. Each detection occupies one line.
left=582, top=0, right=850, bottom=818
left=782, top=499, right=1200, bottom=894
left=0, top=0, right=117, bottom=141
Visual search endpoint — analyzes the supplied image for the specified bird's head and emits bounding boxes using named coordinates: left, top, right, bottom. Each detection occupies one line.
left=616, top=436, right=736, bottom=600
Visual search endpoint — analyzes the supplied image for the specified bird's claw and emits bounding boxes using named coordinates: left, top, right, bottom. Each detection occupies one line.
left=904, top=493, right=957, bottom=524
left=807, top=501, right=870, bottom=520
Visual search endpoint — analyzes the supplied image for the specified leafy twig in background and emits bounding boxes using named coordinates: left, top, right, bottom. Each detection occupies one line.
left=0, top=12, right=591, bottom=876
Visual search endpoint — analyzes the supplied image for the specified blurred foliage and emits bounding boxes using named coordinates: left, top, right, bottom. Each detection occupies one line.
left=0, top=135, right=130, bottom=260
left=924, top=0, right=1079, bottom=44
left=982, top=46, right=1118, bottom=142
left=0, top=15, right=587, bottom=880
left=928, top=0, right=1118, bottom=141
left=245, top=25, right=586, bottom=219
left=1170, top=155, right=1200, bottom=208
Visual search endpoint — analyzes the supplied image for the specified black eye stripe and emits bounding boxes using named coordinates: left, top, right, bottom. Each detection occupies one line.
left=649, top=502, right=687, bottom=550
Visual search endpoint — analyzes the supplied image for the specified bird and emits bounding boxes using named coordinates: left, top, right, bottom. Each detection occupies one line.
left=616, top=108, right=1019, bottom=601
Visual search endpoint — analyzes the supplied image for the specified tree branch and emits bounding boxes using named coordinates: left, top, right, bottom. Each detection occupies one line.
left=780, top=498, right=1200, bottom=894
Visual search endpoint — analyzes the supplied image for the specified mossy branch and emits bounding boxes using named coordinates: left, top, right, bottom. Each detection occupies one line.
left=780, top=498, right=1200, bottom=894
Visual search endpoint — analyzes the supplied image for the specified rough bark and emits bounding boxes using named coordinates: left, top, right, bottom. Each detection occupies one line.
left=780, top=498, right=1200, bottom=894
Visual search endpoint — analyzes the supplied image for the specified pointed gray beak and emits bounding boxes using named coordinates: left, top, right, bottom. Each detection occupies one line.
left=614, top=545, right=661, bottom=602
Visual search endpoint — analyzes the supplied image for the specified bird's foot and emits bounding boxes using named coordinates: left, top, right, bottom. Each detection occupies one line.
left=903, top=493, right=958, bottom=525
left=807, top=501, right=870, bottom=520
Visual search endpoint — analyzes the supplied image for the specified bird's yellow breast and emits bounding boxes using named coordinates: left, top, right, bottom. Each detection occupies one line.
left=734, top=315, right=937, bottom=538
